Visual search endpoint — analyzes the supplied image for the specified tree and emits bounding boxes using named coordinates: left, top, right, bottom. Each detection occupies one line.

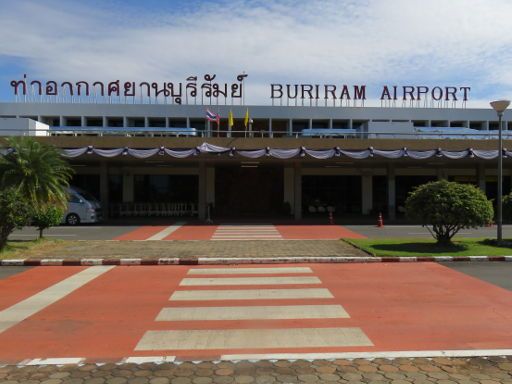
left=0, top=189, right=31, bottom=251
left=32, top=206, right=65, bottom=239
left=0, top=137, right=73, bottom=209
left=405, top=180, right=493, bottom=245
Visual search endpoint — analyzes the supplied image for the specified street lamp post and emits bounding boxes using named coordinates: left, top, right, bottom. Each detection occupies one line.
left=490, top=100, right=510, bottom=244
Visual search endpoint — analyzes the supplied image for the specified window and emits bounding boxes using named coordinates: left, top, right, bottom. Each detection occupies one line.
left=69, top=194, right=81, bottom=203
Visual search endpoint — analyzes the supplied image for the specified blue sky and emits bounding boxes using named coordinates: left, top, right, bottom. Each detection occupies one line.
left=1, top=0, right=511, bottom=106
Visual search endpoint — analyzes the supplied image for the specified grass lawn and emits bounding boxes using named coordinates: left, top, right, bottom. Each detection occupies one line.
left=347, top=237, right=512, bottom=257
left=0, top=238, right=63, bottom=259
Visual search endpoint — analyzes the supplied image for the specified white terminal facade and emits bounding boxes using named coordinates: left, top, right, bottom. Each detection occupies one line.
left=0, top=102, right=511, bottom=222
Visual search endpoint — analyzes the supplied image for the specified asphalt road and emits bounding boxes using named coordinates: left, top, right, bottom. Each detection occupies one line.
left=9, top=224, right=512, bottom=241
left=0, top=266, right=32, bottom=280
left=8, top=225, right=139, bottom=241
left=442, top=261, right=512, bottom=291
left=346, top=224, right=512, bottom=239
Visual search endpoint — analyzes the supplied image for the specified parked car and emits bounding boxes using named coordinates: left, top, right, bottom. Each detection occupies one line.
left=63, top=187, right=102, bottom=225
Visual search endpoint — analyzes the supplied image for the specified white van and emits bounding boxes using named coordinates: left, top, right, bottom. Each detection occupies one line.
left=63, top=187, right=102, bottom=225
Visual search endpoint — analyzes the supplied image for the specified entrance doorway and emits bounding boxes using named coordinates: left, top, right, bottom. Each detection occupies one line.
left=215, top=165, right=284, bottom=218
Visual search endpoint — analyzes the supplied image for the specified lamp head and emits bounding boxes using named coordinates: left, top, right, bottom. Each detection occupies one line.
left=490, top=100, right=511, bottom=114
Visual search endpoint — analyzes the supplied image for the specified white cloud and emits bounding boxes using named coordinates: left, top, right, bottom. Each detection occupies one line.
left=1, top=0, right=512, bottom=106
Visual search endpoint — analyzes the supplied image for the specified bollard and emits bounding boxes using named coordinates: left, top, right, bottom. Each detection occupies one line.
left=377, top=212, right=384, bottom=227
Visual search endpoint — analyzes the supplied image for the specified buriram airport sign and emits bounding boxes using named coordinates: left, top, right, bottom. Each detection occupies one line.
left=9, top=73, right=471, bottom=106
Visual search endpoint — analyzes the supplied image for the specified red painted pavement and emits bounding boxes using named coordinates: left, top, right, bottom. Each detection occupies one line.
left=114, top=226, right=168, bottom=240
left=0, top=267, right=86, bottom=311
left=2, top=263, right=512, bottom=362
left=114, top=224, right=364, bottom=240
left=277, top=225, right=366, bottom=239
left=164, top=225, right=218, bottom=240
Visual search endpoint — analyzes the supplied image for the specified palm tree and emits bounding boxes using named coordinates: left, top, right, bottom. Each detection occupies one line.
left=0, top=137, right=73, bottom=209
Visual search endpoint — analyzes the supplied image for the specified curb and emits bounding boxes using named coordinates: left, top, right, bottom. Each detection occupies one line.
left=4, top=348, right=512, bottom=366
left=1, top=256, right=512, bottom=266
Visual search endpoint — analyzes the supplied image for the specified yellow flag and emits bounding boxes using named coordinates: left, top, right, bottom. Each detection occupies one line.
left=244, top=108, right=249, bottom=128
left=228, top=110, right=234, bottom=130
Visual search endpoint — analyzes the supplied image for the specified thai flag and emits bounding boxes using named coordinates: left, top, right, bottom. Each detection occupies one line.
left=205, top=109, right=220, bottom=124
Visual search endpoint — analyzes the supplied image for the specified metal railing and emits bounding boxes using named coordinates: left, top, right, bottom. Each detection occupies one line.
left=0, top=127, right=511, bottom=140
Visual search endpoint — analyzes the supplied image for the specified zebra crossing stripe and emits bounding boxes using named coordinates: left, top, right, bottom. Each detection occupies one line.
left=179, top=276, right=321, bottom=286
left=169, top=288, right=334, bottom=301
left=156, top=304, right=349, bottom=321
left=136, top=328, right=373, bottom=351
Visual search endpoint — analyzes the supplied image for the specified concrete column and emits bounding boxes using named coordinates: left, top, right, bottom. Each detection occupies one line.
left=198, top=163, right=207, bottom=220
left=437, top=168, right=447, bottom=180
left=102, top=116, right=107, bottom=127
left=387, top=165, right=396, bottom=220
left=206, top=167, right=215, bottom=207
left=484, top=121, right=489, bottom=131
left=122, top=173, right=134, bottom=203
left=309, top=119, right=313, bottom=129
left=186, top=117, right=190, bottom=129
left=59, top=116, right=65, bottom=127
left=293, top=163, right=302, bottom=220
left=284, top=166, right=295, bottom=213
left=144, top=117, right=149, bottom=127
left=361, top=174, right=373, bottom=215
left=268, top=118, right=273, bottom=138
left=99, top=162, right=109, bottom=219
left=328, top=119, right=333, bottom=129
left=348, top=119, right=353, bottom=129
left=123, top=117, right=128, bottom=127
left=288, top=119, right=293, bottom=136
left=81, top=116, right=86, bottom=127
left=477, top=163, right=486, bottom=193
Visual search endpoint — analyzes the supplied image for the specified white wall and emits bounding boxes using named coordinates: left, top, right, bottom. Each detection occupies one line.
left=0, top=117, right=49, bottom=136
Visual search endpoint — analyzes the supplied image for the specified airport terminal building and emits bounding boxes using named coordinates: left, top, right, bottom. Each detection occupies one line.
left=1, top=79, right=511, bottom=222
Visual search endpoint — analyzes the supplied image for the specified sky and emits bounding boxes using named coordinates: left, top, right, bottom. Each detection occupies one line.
left=1, top=0, right=511, bottom=107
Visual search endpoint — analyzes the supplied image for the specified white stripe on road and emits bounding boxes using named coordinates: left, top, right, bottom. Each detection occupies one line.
left=214, top=229, right=280, bottom=233
left=212, top=225, right=283, bottom=240
left=14, top=348, right=512, bottom=366
left=147, top=222, right=185, bottom=241
left=136, top=328, right=372, bottom=350
left=23, top=358, right=85, bottom=366
left=212, top=235, right=282, bottom=240
left=180, top=276, right=321, bottom=286
left=212, top=233, right=281, bottom=236
left=170, top=288, right=334, bottom=301
left=188, top=267, right=313, bottom=275
left=220, top=348, right=512, bottom=361
left=0, top=266, right=114, bottom=334
left=156, top=305, right=349, bottom=321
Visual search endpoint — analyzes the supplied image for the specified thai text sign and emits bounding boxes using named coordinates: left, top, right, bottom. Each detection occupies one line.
left=9, top=73, right=471, bottom=105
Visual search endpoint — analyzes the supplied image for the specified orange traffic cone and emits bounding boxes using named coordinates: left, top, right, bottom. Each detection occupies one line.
left=377, top=212, right=384, bottom=228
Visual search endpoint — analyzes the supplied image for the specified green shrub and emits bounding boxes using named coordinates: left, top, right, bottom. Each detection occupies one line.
left=0, top=188, right=31, bottom=250
left=32, top=206, right=64, bottom=239
left=405, top=180, right=493, bottom=245
left=503, top=193, right=512, bottom=221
